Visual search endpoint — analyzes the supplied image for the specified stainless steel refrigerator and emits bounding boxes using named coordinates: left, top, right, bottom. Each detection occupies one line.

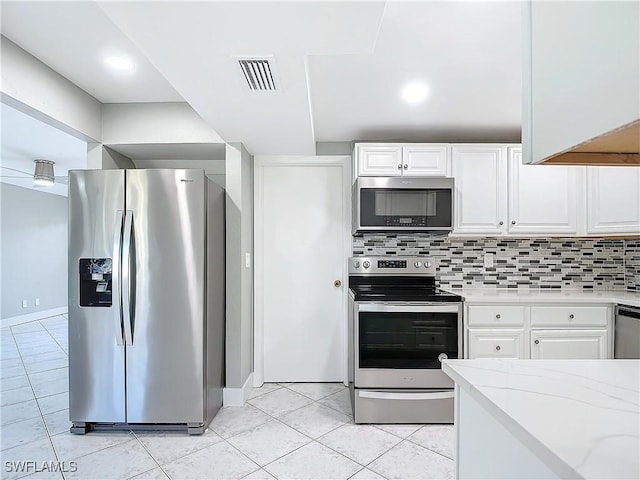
left=68, top=169, right=225, bottom=435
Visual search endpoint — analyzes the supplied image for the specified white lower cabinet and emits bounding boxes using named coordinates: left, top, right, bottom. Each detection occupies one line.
left=468, top=329, right=527, bottom=359
left=530, top=329, right=608, bottom=359
left=465, top=303, right=612, bottom=360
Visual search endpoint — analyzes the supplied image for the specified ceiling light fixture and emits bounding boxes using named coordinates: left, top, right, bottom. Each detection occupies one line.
left=33, top=159, right=55, bottom=186
left=402, top=82, right=430, bottom=104
left=105, top=56, right=135, bottom=72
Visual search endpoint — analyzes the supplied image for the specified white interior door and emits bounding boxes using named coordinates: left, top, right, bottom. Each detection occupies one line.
left=255, top=156, right=349, bottom=383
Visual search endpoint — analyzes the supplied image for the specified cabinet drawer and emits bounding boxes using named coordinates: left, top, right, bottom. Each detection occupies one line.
left=467, top=305, right=526, bottom=327
left=468, top=329, right=526, bottom=359
left=530, top=306, right=608, bottom=327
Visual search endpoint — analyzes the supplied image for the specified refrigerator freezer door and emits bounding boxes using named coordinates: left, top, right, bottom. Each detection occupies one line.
left=125, top=169, right=206, bottom=423
left=68, top=169, right=126, bottom=423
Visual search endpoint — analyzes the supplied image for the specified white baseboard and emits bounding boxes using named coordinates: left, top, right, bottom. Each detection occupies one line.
left=223, top=372, right=254, bottom=407
left=0, top=307, right=68, bottom=329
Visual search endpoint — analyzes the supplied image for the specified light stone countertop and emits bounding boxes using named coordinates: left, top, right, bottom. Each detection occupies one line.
left=442, top=359, right=640, bottom=480
left=441, top=288, right=640, bottom=308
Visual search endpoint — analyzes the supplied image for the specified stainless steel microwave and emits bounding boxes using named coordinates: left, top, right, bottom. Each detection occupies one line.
left=352, top=177, right=454, bottom=235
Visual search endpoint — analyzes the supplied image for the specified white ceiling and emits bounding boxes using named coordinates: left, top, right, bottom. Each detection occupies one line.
left=0, top=1, right=183, bottom=103
left=0, top=1, right=523, bottom=155
left=0, top=103, right=87, bottom=197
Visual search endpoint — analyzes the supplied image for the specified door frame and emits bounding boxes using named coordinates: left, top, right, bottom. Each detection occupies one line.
left=253, top=155, right=352, bottom=386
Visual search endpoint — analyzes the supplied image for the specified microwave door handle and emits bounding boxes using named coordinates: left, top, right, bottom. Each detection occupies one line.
left=358, top=390, right=454, bottom=401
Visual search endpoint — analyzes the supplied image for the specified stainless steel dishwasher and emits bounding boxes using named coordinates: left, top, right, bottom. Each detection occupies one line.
left=614, top=305, right=640, bottom=359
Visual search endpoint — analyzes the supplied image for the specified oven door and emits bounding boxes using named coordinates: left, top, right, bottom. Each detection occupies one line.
left=354, top=302, right=462, bottom=388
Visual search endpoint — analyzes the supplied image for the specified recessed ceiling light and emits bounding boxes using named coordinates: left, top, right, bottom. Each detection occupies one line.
left=105, top=56, right=135, bottom=72
left=402, top=82, right=429, bottom=104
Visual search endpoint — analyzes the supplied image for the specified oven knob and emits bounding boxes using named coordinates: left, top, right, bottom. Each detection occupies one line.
left=424, top=261, right=431, bottom=268
left=363, top=261, right=371, bottom=269
left=414, top=261, right=422, bottom=268
left=438, top=353, right=448, bottom=362
left=353, top=260, right=361, bottom=269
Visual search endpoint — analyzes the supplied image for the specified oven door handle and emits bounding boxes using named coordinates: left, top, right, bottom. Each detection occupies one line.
left=358, top=390, right=454, bottom=401
left=357, top=303, right=460, bottom=313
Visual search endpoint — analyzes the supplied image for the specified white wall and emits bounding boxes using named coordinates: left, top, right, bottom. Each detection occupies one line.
left=101, top=103, right=224, bottom=145
left=0, top=36, right=102, bottom=142
left=225, top=143, right=254, bottom=393
left=1, top=184, right=68, bottom=318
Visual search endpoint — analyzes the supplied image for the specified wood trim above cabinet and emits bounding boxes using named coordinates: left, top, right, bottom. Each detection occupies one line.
left=540, top=120, right=640, bottom=166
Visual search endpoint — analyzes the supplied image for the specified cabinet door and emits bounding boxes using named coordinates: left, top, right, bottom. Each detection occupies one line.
left=467, top=329, right=527, bottom=359
left=451, top=146, right=507, bottom=235
left=402, top=144, right=448, bottom=176
left=587, top=167, right=640, bottom=235
left=357, top=144, right=403, bottom=176
left=531, top=330, right=607, bottom=359
left=524, top=2, right=639, bottom=165
left=508, top=147, right=581, bottom=235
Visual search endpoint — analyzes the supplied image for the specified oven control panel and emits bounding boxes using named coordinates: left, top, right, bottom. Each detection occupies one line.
left=349, top=256, right=437, bottom=275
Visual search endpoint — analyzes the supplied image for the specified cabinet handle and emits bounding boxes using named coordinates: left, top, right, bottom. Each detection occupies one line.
left=397, top=164, right=402, bottom=169
left=499, top=221, right=504, bottom=226
left=569, top=314, right=574, bottom=319
left=511, top=220, right=516, bottom=225
left=495, top=314, right=501, bottom=319
left=403, top=164, right=408, bottom=169
left=534, top=339, right=540, bottom=345
left=495, top=345, right=501, bottom=351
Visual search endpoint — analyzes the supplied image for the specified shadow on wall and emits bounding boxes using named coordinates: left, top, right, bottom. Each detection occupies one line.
left=1, top=183, right=68, bottom=319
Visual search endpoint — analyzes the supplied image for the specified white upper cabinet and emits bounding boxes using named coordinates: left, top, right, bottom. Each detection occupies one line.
left=355, top=143, right=448, bottom=177
left=523, top=1, right=639, bottom=165
left=356, top=144, right=403, bottom=176
left=451, top=145, right=507, bottom=235
left=587, top=167, right=640, bottom=235
left=507, top=147, right=581, bottom=235
left=401, top=144, right=449, bottom=176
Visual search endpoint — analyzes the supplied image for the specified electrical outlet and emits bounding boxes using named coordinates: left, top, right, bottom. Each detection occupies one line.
left=483, top=253, right=494, bottom=268
left=245, top=252, right=251, bottom=269
left=35, top=298, right=40, bottom=306
left=22, top=300, right=28, bottom=308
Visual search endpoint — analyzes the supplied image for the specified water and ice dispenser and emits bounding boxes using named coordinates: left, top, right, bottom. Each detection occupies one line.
left=79, top=258, right=112, bottom=307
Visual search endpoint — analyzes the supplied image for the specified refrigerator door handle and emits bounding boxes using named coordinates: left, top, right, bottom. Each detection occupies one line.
left=122, top=210, right=134, bottom=346
left=112, top=210, right=124, bottom=346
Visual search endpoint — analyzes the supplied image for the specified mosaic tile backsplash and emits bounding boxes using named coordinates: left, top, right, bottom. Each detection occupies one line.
left=353, top=234, right=640, bottom=291
left=625, top=239, right=640, bottom=292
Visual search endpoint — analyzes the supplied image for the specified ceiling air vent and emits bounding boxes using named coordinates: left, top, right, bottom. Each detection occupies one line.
left=237, top=57, right=277, bottom=91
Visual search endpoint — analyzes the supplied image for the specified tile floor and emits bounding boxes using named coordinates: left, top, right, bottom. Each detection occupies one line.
left=1, top=315, right=454, bottom=479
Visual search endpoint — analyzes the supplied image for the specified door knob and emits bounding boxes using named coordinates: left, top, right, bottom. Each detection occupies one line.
left=334, top=280, right=342, bottom=288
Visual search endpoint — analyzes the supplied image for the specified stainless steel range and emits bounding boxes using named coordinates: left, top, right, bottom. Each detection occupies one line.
left=348, top=256, right=463, bottom=424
